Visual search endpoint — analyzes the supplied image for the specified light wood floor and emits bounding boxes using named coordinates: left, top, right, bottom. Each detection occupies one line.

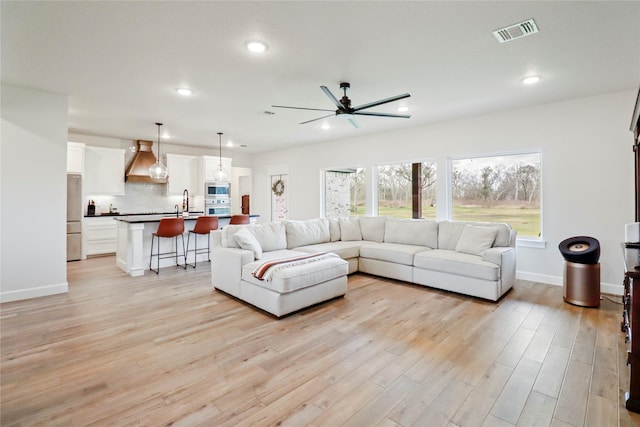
left=1, top=256, right=639, bottom=427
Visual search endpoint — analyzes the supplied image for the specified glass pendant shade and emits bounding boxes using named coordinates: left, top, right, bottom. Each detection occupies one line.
left=216, top=132, right=229, bottom=182
left=149, top=122, right=168, bottom=179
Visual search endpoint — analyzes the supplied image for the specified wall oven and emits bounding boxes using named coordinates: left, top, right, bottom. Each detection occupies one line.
left=205, top=181, right=230, bottom=200
left=205, top=197, right=231, bottom=216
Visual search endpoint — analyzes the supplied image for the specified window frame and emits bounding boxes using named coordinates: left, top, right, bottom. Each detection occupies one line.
left=447, top=149, right=544, bottom=243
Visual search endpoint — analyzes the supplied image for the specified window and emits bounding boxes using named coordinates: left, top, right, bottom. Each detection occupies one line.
left=377, top=161, right=436, bottom=218
left=324, top=168, right=366, bottom=218
left=450, top=152, right=541, bottom=238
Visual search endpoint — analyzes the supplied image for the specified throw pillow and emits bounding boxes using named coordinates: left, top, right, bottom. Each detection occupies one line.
left=234, top=228, right=262, bottom=259
left=339, top=217, right=362, bottom=241
left=455, top=224, right=498, bottom=256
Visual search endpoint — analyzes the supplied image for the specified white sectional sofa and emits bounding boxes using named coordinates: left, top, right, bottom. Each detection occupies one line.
left=211, top=217, right=516, bottom=316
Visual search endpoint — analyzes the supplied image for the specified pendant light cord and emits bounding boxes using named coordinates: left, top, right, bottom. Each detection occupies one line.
left=156, top=122, right=162, bottom=159
left=218, top=132, right=223, bottom=172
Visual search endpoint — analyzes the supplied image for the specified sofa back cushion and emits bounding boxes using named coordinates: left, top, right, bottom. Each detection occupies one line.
left=384, top=218, right=438, bottom=248
left=250, top=222, right=287, bottom=252
left=329, top=218, right=341, bottom=242
left=339, top=217, right=363, bottom=241
left=359, top=216, right=386, bottom=242
left=284, top=218, right=330, bottom=249
left=438, top=221, right=513, bottom=249
left=221, top=222, right=287, bottom=252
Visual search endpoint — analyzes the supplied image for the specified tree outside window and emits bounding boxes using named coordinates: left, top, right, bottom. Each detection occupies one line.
left=377, top=162, right=436, bottom=219
left=451, top=153, right=541, bottom=238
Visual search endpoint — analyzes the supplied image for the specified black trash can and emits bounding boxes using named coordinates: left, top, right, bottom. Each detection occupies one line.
left=558, top=236, right=601, bottom=307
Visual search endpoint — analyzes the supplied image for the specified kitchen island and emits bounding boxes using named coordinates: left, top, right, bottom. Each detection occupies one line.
left=115, top=214, right=258, bottom=277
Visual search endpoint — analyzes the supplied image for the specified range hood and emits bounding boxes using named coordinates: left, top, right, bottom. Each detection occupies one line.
left=125, top=140, right=168, bottom=183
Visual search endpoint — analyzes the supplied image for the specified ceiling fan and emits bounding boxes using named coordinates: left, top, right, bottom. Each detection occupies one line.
left=272, top=82, right=411, bottom=128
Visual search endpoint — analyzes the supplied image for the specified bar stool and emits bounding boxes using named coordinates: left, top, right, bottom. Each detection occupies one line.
left=149, top=217, right=186, bottom=274
left=229, top=214, right=250, bottom=225
left=186, top=216, right=219, bottom=268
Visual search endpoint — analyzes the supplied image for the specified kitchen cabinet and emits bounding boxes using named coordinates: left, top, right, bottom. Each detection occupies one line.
left=202, top=155, right=232, bottom=182
left=166, top=153, right=201, bottom=195
left=84, top=146, right=125, bottom=195
left=67, top=142, right=85, bottom=174
left=83, top=216, right=118, bottom=256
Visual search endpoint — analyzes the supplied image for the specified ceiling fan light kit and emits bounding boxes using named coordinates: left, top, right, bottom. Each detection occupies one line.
left=272, top=82, right=411, bottom=128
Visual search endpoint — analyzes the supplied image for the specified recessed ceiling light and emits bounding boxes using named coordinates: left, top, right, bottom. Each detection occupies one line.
left=321, top=122, right=330, bottom=130
left=246, top=41, right=267, bottom=53
left=226, top=141, right=234, bottom=147
left=161, top=132, right=171, bottom=139
left=522, top=75, right=540, bottom=85
left=176, top=88, right=192, bottom=96
left=397, top=106, right=409, bottom=112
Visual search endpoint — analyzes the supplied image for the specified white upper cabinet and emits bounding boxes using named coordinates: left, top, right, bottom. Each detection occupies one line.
left=166, top=153, right=201, bottom=195
left=84, top=146, right=125, bottom=195
left=202, top=155, right=232, bottom=182
left=67, top=142, right=85, bottom=174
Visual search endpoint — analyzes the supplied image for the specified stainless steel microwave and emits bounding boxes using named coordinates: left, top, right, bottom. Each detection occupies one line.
left=205, top=181, right=230, bottom=199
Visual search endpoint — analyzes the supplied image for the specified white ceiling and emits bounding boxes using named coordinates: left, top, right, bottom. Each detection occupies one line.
left=2, top=1, right=639, bottom=153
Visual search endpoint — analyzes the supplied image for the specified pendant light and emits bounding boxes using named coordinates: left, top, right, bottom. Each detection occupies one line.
left=149, top=122, right=168, bottom=180
left=215, top=132, right=229, bottom=182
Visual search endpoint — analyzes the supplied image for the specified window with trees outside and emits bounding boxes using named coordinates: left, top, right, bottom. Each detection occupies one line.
left=324, top=168, right=366, bottom=218
left=451, top=152, right=541, bottom=238
left=377, top=162, right=437, bottom=219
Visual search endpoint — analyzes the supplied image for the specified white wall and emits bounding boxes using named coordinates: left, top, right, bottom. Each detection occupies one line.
left=1, top=85, right=69, bottom=302
left=250, top=90, right=636, bottom=292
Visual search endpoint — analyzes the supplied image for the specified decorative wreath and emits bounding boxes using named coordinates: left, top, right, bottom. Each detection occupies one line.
left=271, top=178, right=285, bottom=196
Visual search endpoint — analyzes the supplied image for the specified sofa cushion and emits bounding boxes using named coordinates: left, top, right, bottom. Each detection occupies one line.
left=294, top=240, right=375, bottom=260
left=384, top=218, right=438, bottom=248
left=242, top=252, right=348, bottom=293
left=250, top=222, right=287, bottom=252
left=284, top=218, right=330, bottom=249
left=234, top=228, right=263, bottom=259
left=329, top=218, right=341, bottom=242
left=455, top=224, right=498, bottom=256
left=359, top=216, right=386, bottom=243
left=339, top=217, right=363, bottom=241
left=360, top=242, right=430, bottom=266
left=414, top=249, right=499, bottom=281
left=221, top=223, right=287, bottom=252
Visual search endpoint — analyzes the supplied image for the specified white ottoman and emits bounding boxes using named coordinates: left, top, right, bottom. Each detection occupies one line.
left=238, top=253, right=348, bottom=317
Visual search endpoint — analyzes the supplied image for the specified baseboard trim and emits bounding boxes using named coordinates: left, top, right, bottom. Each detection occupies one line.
left=516, top=271, right=623, bottom=296
left=0, top=282, right=68, bottom=303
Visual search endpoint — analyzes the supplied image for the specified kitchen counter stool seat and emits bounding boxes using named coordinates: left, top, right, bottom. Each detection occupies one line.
left=150, top=217, right=186, bottom=273
left=229, top=214, right=250, bottom=225
left=186, top=216, right=219, bottom=268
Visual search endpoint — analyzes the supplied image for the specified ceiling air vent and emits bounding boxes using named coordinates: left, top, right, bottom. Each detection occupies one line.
left=493, top=19, right=539, bottom=43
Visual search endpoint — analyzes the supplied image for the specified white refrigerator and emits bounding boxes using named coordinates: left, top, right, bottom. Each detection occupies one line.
left=67, top=173, right=82, bottom=261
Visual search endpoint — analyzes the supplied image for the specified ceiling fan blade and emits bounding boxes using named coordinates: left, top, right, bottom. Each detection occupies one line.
left=348, top=117, right=359, bottom=128
left=352, top=93, right=411, bottom=112
left=320, top=86, right=344, bottom=110
left=272, top=105, right=334, bottom=112
left=299, top=113, right=335, bottom=125
left=353, top=111, right=411, bottom=118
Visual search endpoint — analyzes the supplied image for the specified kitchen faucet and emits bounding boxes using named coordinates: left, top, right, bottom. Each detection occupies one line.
left=182, top=189, right=189, bottom=213
left=174, top=204, right=179, bottom=217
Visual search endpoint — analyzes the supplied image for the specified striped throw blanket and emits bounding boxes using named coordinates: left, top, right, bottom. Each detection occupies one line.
left=252, top=252, right=338, bottom=282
